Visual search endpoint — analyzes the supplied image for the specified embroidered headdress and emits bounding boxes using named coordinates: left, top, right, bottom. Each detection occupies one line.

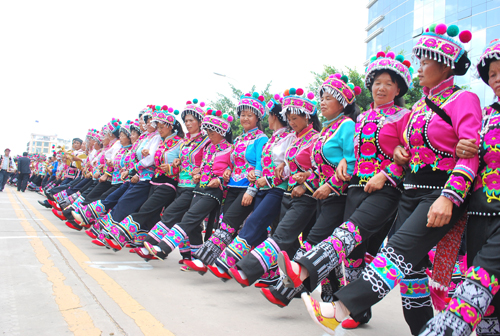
left=237, top=92, right=267, bottom=120
left=120, top=120, right=135, bottom=137
left=413, top=23, right=472, bottom=75
left=102, top=118, right=122, bottom=135
left=201, top=108, right=234, bottom=135
left=182, top=98, right=206, bottom=122
left=152, top=105, right=179, bottom=126
left=365, top=51, right=413, bottom=97
left=280, top=87, right=318, bottom=119
left=320, top=74, right=362, bottom=107
left=477, top=39, right=500, bottom=84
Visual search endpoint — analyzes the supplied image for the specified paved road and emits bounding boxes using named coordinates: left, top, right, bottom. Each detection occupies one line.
left=0, top=186, right=413, bottom=336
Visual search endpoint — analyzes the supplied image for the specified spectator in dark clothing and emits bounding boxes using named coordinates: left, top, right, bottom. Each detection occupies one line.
left=17, top=152, right=31, bottom=192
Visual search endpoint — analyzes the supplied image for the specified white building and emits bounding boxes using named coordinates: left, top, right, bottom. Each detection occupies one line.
left=26, top=134, right=71, bottom=155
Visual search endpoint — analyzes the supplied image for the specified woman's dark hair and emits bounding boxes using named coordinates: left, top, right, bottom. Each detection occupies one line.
left=309, top=114, right=322, bottom=132
left=111, top=128, right=121, bottom=139
left=143, top=115, right=152, bottom=123
left=173, top=121, right=185, bottom=138
left=224, top=129, right=233, bottom=144
left=345, top=103, right=361, bottom=121
left=372, top=69, right=407, bottom=100
left=131, top=129, right=140, bottom=138
left=269, top=104, right=287, bottom=127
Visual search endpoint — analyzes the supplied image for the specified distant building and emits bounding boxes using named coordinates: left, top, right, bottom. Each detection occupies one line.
left=27, top=134, right=71, bottom=155
left=365, top=0, right=500, bottom=105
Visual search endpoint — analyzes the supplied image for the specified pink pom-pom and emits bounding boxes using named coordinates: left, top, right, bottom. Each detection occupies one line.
left=274, top=94, right=280, bottom=100
left=435, top=23, right=447, bottom=35
left=459, top=30, right=472, bottom=43
left=162, top=105, right=168, bottom=110
left=425, top=28, right=429, bottom=32
left=334, top=73, right=342, bottom=79
left=354, top=86, right=362, bottom=95
left=328, top=74, right=335, bottom=78
left=245, top=93, right=251, bottom=97
left=307, top=92, right=315, bottom=100
left=227, top=115, right=234, bottom=122
left=258, top=95, right=264, bottom=102
left=279, top=98, right=283, bottom=103
left=296, top=88, right=304, bottom=95
left=200, top=102, right=205, bottom=107
left=186, top=101, right=192, bottom=105
left=386, top=51, right=395, bottom=59
left=168, top=107, right=173, bottom=113
left=216, top=110, right=222, bottom=116
left=376, top=51, right=386, bottom=58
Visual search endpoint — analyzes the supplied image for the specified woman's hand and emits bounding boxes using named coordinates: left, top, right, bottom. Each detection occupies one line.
left=191, top=167, right=200, bottom=176
left=223, top=169, right=232, bottom=183
left=364, top=172, right=387, bottom=193
left=275, top=162, right=285, bottom=179
left=248, top=170, right=256, bottom=183
left=456, top=139, right=478, bottom=159
left=394, top=146, right=410, bottom=166
left=312, top=184, right=331, bottom=200
left=141, top=149, right=150, bottom=157
left=99, top=174, right=108, bottom=183
left=256, top=177, right=267, bottom=188
left=427, top=196, right=453, bottom=228
left=93, top=172, right=100, bottom=179
left=160, top=163, right=170, bottom=173
left=172, top=158, right=181, bottom=167
left=291, top=185, right=306, bottom=198
left=293, top=171, right=311, bottom=185
left=130, top=175, right=139, bottom=183
left=335, top=159, right=350, bottom=182
left=207, top=178, right=221, bottom=188
left=192, top=174, right=200, bottom=184
left=120, top=171, right=129, bottom=180
left=241, top=193, right=253, bottom=206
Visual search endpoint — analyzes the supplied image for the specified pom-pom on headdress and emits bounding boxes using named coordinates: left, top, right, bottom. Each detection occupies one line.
left=102, top=118, right=122, bottom=135
left=182, top=98, right=206, bottom=122
left=131, top=119, right=141, bottom=134
left=120, top=120, right=136, bottom=137
left=152, top=105, right=179, bottom=126
left=413, top=23, right=472, bottom=75
left=477, top=39, right=500, bottom=84
left=320, top=74, right=362, bottom=107
left=365, top=51, right=413, bottom=97
left=141, top=105, right=154, bottom=122
left=280, top=87, right=318, bottom=119
left=267, top=94, right=284, bottom=116
left=237, top=92, right=267, bottom=120
left=201, top=108, right=233, bottom=136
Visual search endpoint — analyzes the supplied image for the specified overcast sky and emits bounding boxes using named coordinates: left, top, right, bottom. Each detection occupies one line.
left=0, top=0, right=368, bottom=154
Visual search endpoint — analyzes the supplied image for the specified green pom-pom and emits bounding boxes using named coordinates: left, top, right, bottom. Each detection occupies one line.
left=212, top=110, right=217, bottom=116
left=370, top=55, right=377, bottom=62
left=155, top=105, right=161, bottom=110
left=340, top=75, right=349, bottom=83
left=174, top=110, right=179, bottom=115
left=347, top=83, right=355, bottom=89
left=395, top=54, right=405, bottom=62
left=252, top=92, right=259, bottom=98
left=289, top=88, right=296, bottom=95
left=409, top=66, right=414, bottom=73
left=365, top=66, right=368, bottom=72
left=223, top=113, right=228, bottom=119
left=447, top=24, right=459, bottom=37
left=429, top=23, right=437, bottom=33
left=193, top=98, right=198, bottom=104
left=312, top=101, right=318, bottom=105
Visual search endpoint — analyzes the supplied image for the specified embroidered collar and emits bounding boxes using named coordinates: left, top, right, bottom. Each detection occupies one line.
left=296, top=123, right=314, bottom=138
left=186, top=132, right=200, bottom=139
left=322, top=113, right=345, bottom=128
left=242, top=127, right=259, bottom=135
left=272, top=127, right=287, bottom=137
left=370, top=101, right=394, bottom=111
left=424, top=76, right=455, bottom=97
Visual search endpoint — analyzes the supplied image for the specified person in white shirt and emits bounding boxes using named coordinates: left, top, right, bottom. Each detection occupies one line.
left=0, top=148, right=17, bottom=191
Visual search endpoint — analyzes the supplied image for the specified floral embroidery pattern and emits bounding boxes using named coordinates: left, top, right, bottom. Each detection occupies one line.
left=250, top=238, right=281, bottom=272
left=162, top=224, right=188, bottom=252
left=199, top=140, right=231, bottom=188
left=154, top=135, right=182, bottom=178
left=286, top=126, right=318, bottom=191
left=262, top=129, right=293, bottom=188
left=178, top=134, right=207, bottom=187
left=230, top=129, right=266, bottom=185
left=354, top=105, right=403, bottom=184
left=400, top=278, right=430, bottom=298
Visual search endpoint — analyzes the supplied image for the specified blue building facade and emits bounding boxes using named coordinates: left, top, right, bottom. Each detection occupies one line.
left=366, top=0, right=500, bottom=105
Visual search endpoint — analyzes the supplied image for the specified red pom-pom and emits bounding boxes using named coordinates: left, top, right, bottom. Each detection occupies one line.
left=459, top=30, right=472, bottom=43
left=435, top=23, right=447, bottom=35
left=403, top=60, right=411, bottom=67
left=354, top=86, right=362, bottom=95
left=258, top=95, right=264, bottom=102
left=216, top=110, right=222, bottom=116
left=376, top=51, right=386, bottom=58
left=425, top=28, right=429, bottom=32
left=284, top=89, right=290, bottom=96
left=386, top=51, right=395, bottom=59
left=186, top=101, right=192, bottom=105
left=162, top=105, right=168, bottom=110
left=245, top=93, right=251, bottom=97
left=296, top=88, right=304, bottom=95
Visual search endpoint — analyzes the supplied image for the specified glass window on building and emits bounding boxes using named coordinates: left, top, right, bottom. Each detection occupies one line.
left=44, top=142, right=49, bottom=147
left=472, top=12, right=487, bottom=31
left=487, top=25, right=500, bottom=45
left=487, top=8, right=500, bottom=27
left=36, top=141, right=42, bottom=146
left=43, top=148, right=49, bottom=154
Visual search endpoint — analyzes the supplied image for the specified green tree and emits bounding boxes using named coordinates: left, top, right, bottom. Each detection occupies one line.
left=210, top=82, right=274, bottom=138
